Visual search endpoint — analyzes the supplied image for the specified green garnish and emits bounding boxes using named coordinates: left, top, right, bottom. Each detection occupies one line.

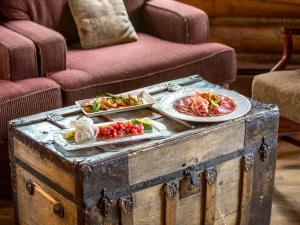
left=64, top=130, right=76, bottom=140
left=209, top=93, right=221, bottom=109
left=131, top=119, right=153, bottom=131
left=92, top=101, right=102, bottom=112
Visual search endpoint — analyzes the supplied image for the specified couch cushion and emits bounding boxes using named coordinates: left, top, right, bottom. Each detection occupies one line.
left=123, top=0, right=145, bottom=31
left=0, top=0, right=79, bottom=43
left=0, top=0, right=145, bottom=43
left=252, top=70, right=300, bottom=124
left=0, top=25, right=38, bottom=81
left=50, top=33, right=236, bottom=105
left=68, top=0, right=138, bottom=49
left=0, top=78, right=62, bottom=141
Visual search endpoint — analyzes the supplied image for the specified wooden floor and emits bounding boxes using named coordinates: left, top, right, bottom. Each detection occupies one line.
left=0, top=140, right=299, bottom=225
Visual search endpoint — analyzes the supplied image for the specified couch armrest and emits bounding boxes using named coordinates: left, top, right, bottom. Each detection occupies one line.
left=3, top=20, right=67, bottom=75
left=0, top=78, right=62, bottom=141
left=0, top=25, right=38, bottom=81
left=143, top=0, right=209, bottom=44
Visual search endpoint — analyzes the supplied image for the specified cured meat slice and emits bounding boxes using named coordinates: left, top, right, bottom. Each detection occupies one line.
left=174, top=91, right=237, bottom=117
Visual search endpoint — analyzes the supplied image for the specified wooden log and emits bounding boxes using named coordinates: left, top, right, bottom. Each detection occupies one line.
left=179, top=0, right=300, bottom=17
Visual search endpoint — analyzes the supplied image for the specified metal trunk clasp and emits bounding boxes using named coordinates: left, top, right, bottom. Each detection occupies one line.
left=259, top=136, right=271, bottom=162
left=184, top=166, right=200, bottom=186
left=97, top=188, right=112, bottom=217
left=180, top=166, right=202, bottom=198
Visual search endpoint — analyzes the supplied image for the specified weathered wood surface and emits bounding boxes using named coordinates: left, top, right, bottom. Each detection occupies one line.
left=128, top=120, right=245, bottom=185
left=164, top=181, right=178, bottom=225
left=4, top=140, right=299, bottom=225
left=14, top=138, right=75, bottom=195
left=133, top=184, right=163, bottom=225
left=239, top=154, right=254, bottom=225
left=15, top=165, right=77, bottom=225
left=245, top=105, right=279, bottom=225
left=215, top=158, right=241, bottom=222
left=9, top=76, right=279, bottom=225
left=203, top=168, right=217, bottom=225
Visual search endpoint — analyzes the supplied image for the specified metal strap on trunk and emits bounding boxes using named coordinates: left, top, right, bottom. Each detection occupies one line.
left=203, top=168, right=217, bottom=225
left=239, top=153, right=254, bottom=225
left=164, top=180, right=179, bottom=225
left=119, top=195, right=134, bottom=225
left=98, top=189, right=113, bottom=225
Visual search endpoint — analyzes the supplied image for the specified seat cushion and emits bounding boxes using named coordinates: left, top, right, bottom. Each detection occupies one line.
left=0, top=78, right=62, bottom=141
left=50, top=33, right=236, bottom=105
left=252, top=70, right=300, bottom=124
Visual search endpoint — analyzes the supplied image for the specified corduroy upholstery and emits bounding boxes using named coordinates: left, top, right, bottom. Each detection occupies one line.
left=3, top=20, right=67, bottom=76
left=0, top=78, right=62, bottom=141
left=0, top=78, right=62, bottom=195
left=0, top=25, right=38, bottom=81
left=0, top=0, right=79, bottom=43
left=50, top=34, right=236, bottom=105
left=143, top=0, right=209, bottom=44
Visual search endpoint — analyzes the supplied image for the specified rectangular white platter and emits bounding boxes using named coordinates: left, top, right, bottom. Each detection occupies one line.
left=75, top=91, right=156, bottom=117
left=53, top=119, right=171, bottom=151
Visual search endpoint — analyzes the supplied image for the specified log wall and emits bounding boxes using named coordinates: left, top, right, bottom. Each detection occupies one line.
left=179, top=0, right=300, bottom=65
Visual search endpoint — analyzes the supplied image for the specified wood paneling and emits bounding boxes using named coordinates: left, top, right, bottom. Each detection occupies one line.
left=179, top=0, right=300, bottom=17
left=179, top=0, right=300, bottom=67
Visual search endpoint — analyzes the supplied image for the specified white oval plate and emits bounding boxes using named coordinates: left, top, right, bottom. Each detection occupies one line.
left=159, top=88, right=251, bottom=122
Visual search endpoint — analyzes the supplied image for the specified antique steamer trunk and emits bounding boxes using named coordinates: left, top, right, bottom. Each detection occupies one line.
left=9, top=77, right=279, bottom=225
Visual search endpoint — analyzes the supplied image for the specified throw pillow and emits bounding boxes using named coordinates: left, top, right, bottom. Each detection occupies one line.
left=68, top=0, right=138, bottom=49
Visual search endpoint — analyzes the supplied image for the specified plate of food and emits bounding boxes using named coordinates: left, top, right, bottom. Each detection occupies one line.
left=53, top=117, right=170, bottom=150
left=159, top=88, right=251, bottom=122
left=75, top=91, right=156, bottom=117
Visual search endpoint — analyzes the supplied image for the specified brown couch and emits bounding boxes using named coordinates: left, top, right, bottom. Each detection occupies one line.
left=0, top=0, right=237, bottom=196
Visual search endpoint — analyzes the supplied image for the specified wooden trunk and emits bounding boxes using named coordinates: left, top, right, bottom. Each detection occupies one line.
left=9, top=77, right=279, bottom=225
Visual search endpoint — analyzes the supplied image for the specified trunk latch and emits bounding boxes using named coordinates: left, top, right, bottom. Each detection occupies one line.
left=184, top=166, right=199, bottom=186
left=180, top=166, right=202, bottom=199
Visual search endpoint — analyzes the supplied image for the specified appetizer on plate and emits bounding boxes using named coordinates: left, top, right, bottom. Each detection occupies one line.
left=65, top=117, right=154, bottom=144
left=174, top=90, right=237, bottom=117
left=83, top=93, right=143, bottom=113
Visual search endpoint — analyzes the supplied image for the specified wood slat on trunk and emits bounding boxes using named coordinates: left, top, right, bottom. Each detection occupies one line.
left=239, top=154, right=254, bottom=225
left=203, top=168, right=217, bottom=225
left=164, top=180, right=179, bottom=225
